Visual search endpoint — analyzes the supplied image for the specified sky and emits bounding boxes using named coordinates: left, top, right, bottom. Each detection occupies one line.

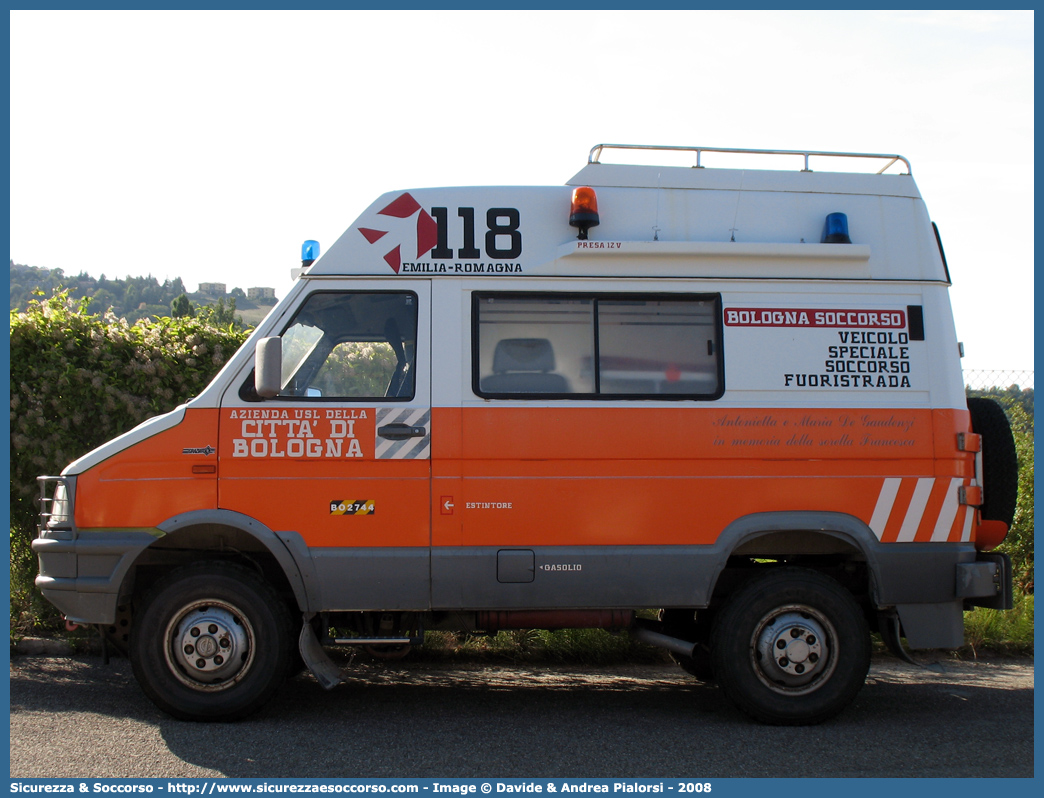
left=9, top=10, right=1034, bottom=374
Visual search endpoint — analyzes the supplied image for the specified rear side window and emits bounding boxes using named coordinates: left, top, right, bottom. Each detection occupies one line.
left=473, top=292, right=723, bottom=399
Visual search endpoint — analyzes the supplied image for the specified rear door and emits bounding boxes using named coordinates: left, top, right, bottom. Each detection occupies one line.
left=218, top=281, right=432, bottom=609
left=432, top=287, right=725, bottom=610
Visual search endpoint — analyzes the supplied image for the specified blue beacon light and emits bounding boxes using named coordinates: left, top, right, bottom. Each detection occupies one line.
left=822, top=213, right=852, bottom=244
left=301, top=240, right=320, bottom=266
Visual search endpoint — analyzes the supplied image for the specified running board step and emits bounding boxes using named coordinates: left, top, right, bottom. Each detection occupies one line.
left=327, top=636, right=417, bottom=646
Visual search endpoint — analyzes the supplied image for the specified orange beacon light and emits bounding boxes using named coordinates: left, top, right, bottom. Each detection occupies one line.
left=569, top=186, right=600, bottom=240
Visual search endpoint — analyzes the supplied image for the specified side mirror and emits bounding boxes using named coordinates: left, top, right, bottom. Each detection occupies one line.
left=255, top=337, right=282, bottom=398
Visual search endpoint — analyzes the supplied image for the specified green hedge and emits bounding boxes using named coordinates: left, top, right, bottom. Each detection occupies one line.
left=1002, top=404, right=1034, bottom=590
left=966, top=390, right=1034, bottom=591
left=10, top=291, right=250, bottom=634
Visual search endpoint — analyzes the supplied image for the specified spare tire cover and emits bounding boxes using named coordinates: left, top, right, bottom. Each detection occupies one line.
left=967, top=397, right=1018, bottom=527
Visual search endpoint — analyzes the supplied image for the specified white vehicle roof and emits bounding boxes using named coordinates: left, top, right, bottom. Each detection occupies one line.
left=305, top=144, right=946, bottom=284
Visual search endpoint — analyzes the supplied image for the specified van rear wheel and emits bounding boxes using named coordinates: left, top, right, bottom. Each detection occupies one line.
left=710, top=568, right=870, bottom=725
left=130, top=561, right=293, bottom=721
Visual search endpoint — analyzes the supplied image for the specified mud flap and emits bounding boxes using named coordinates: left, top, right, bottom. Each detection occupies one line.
left=299, top=617, right=343, bottom=690
left=878, top=611, right=921, bottom=667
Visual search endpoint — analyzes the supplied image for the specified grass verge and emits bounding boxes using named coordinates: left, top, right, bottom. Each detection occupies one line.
left=415, top=628, right=670, bottom=665
left=961, top=593, right=1034, bottom=656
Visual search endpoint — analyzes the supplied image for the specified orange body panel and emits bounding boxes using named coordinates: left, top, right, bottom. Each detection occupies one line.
left=74, top=409, right=218, bottom=529
left=218, top=463, right=430, bottom=548
left=433, top=406, right=975, bottom=548
left=75, top=403, right=978, bottom=548
left=452, top=406, right=967, bottom=464
left=216, top=407, right=430, bottom=548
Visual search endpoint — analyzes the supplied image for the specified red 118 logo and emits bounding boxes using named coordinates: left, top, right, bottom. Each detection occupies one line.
left=358, top=192, right=522, bottom=273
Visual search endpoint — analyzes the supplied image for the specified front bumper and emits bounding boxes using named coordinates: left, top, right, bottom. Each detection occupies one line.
left=33, top=531, right=158, bottom=624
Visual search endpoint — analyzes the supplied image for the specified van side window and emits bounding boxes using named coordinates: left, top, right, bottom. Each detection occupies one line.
left=474, top=293, right=722, bottom=399
left=270, top=291, right=417, bottom=401
left=476, top=297, right=594, bottom=395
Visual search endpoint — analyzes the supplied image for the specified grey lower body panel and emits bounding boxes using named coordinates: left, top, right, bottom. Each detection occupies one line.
left=306, top=545, right=725, bottom=611
left=430, top=545, right=722, bottom=610
left=310, top=547, right=430, bottom=610
left=870, top=541, right=981, bottom=605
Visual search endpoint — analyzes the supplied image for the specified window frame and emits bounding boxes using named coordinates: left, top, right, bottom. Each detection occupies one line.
left=471, top=291, right=724, bottom=401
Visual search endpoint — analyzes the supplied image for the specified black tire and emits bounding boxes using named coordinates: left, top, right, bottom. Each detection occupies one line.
left=710, top=568, right=870, bottom=725
left=659, top=609, right=715, bottom=682
left=967, top=398, right=1018, bottom=527
left=130, top=561, right=293, bottom=721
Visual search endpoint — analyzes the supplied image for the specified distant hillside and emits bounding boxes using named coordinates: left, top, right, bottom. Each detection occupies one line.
left=9, top=261, right=277, bottom=326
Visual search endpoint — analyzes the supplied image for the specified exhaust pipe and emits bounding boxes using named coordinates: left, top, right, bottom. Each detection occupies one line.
left=631, top=617, right=697, bottom=660
left=471, top=610, right=700, bottom=661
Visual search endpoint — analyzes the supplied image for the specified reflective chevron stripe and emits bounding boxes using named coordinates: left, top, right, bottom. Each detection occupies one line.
left=375, top=407, right=431, bottom=459
left=869, top=476, right=973, bottom=543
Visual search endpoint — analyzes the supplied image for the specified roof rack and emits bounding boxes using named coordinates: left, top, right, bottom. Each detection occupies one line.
left=588, top=144, right=912, bottom=175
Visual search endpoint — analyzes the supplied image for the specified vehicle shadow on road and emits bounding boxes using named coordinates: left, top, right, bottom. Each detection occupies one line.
left=10, top=655, right=1034, bottom=778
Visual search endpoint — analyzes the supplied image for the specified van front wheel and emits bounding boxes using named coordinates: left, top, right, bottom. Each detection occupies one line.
left=130, top=562, right=293, bottom=721
left=710, top=568, right=870, bottom=725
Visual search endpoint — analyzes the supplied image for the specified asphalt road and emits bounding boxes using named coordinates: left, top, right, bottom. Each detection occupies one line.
left=9, top=652, right=1034, bottom=779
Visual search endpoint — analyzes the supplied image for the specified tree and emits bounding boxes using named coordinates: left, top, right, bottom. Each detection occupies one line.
left=93, top=288, right=116, bottom=312
left=170, top=293, right=195, bottom=318
left=197, top=296, right=243, bottom=330
left=123, top=284, right=141, bottom=310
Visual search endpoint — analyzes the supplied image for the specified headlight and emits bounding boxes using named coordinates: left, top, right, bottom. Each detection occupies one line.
left=48, top=482, right=70, bottom=526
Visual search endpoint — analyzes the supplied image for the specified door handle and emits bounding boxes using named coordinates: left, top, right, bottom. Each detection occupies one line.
left=378, top=423, right=427, bottom=440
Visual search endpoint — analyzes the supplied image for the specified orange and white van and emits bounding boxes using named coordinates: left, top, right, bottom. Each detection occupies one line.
left=35, top=144, right=1017, bottom=725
